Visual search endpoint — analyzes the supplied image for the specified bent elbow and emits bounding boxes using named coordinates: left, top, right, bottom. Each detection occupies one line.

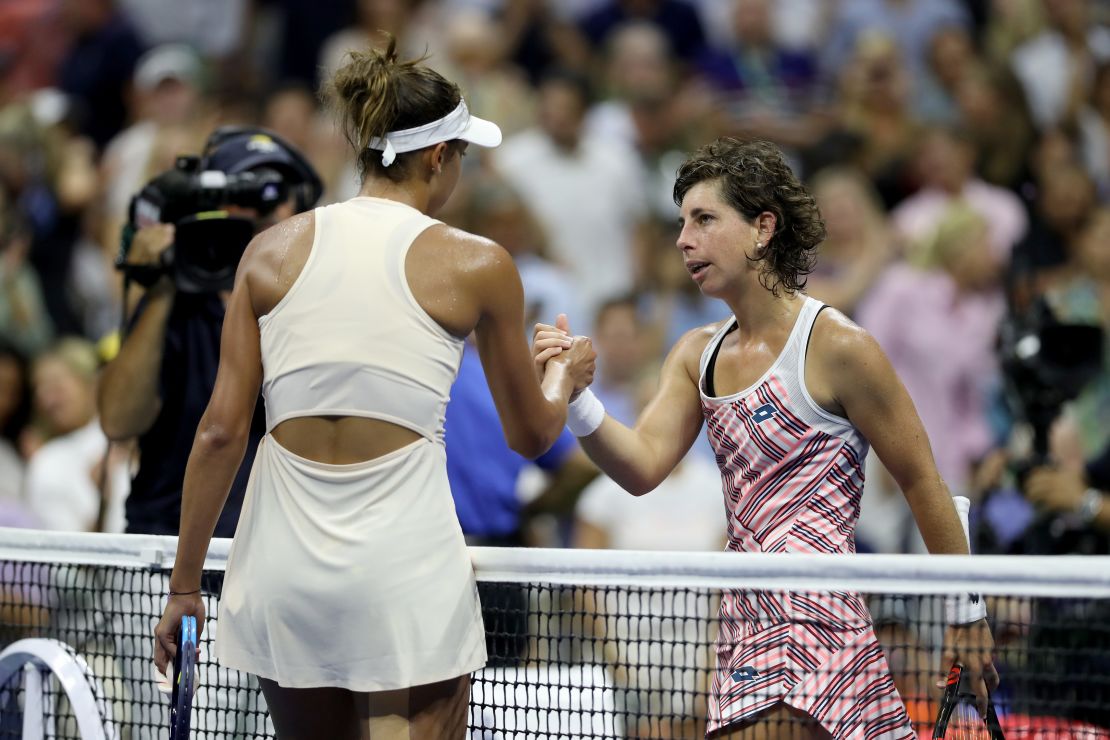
left=196, top=420, right=245, bottom=452
left=507, top=429, right=551, bottom=460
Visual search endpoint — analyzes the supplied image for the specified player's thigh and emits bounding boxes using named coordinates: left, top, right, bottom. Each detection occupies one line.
left=354, top=674, right=471, bottom=740
left=258, top=677, right=361, bottom=740
left=710, top=703, right=831, bottom=740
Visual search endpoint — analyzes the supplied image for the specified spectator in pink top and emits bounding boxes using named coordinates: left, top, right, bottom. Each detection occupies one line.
left=858, top=203, right=1006, bottom=497
left=892, top=125, right=1028, bottom=262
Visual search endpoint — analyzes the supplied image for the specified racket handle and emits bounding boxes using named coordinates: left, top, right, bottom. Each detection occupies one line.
left=933, top=662, right=964, bottom=738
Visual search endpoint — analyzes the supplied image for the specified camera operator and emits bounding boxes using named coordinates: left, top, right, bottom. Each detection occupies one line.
left=1025, top=450, right=1110, bottom=534
left=98, top=127, right=322, bottom=538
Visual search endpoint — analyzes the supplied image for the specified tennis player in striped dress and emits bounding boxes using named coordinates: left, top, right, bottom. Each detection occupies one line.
left=534, top=138, right=999, bottom=738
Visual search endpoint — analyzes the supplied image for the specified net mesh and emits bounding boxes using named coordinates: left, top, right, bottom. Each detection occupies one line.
left=1, top=529, right=1109, bottom=739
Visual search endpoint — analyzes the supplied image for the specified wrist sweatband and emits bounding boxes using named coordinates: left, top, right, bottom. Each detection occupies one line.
left=946, top=495, right=988, bottom=625
left=567, top=389, right=605, bottom=437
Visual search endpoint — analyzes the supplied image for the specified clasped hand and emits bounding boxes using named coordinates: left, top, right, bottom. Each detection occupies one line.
left=533, top=314, right=596, bottom=398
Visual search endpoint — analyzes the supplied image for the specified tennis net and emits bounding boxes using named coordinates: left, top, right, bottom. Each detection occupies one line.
left=1, top=527, right=1109, bottom=738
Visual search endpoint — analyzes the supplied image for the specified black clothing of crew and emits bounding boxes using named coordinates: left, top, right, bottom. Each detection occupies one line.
left=124, top=292, right=264, bottom=537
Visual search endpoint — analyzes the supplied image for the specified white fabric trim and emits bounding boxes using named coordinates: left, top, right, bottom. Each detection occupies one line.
left=366, top=99, right=501, bottom=166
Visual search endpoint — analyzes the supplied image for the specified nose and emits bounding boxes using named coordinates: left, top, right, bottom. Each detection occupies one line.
left=676, top=223, right=695, bottom=251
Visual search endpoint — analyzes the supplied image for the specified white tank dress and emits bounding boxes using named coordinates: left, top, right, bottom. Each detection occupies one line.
left=214, top=197, right=487, bottom=691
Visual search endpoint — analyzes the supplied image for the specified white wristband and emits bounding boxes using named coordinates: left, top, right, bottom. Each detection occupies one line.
left=566, top=389, right=605, bottom=437
left=945, top=495, right=988, bottom=625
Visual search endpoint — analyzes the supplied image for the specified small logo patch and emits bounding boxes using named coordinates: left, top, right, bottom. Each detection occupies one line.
left=731, top=666, right=759, bottom=681
left=750, top=403, right=778, bottom=424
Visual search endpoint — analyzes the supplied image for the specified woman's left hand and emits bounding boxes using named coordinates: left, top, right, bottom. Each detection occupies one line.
left=154, top=592, right=206, bottom=677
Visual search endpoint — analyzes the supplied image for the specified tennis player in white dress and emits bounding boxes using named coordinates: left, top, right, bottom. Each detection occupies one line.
left=154, top=39, right=596, bottom=739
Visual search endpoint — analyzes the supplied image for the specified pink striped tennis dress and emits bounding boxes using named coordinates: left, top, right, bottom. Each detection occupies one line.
left=700, top=297, right=913, bottom=739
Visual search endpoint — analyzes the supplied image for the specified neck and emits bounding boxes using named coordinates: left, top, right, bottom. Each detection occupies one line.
left=719, top=275, right=802, bottom=335
left=358, top=177, right=433, bottom=213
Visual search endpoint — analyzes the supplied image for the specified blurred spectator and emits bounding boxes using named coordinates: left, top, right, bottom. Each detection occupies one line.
left=981, top=0, right=1047, bottom=66
left=954, top=63, right=1038, bottom=190
left=0, top=342, right=31, bottom=504
left=446, top=341, right=596, bottom=548
left=813, top=32, right=923, bottom=206
left=1011, top=158, right=1097, bottom=299
left=260, top=81, right=358, bottom=204
left=496, top=0, right=594, bottom=86
left=0, top=196, right=52, bottom=355
left=586, top=22, right=706, bottom=218
left=892, top=125, right=1028, bottom=262
left=821, top=0, right=972, bottom=95
left=590, top=295, right=649, bottom=426
left=115, top=0, right=247, bottom=59
left=99, top=43, right=208, bottom=251
left=695, top=0, right=823, bottom=150
left=0, top=102, right=97, bottom=338
left=1078, top=61, right=1110, bottom=198
left=858, top=203, right=1006, bottom=499
left=494, top=69, right=649, bottom=327
left=578, top=0, right=708, bottom=64
left=25, top=337, right=129, bottom=532
left=806, top=166, right=899, bottom=318
left=317, top=0, right=441, bottom=89
left=438, top=10, right=536, bottom=140
left=0, top=0, right=68, bottom=95
left=54, top=0, right=145, bottom=150
left=1010, top=0, right=1110, bottom=130
left=918, top=24, right=980, bottom=124
left=460, top=175, right=585, bottom=330
left=690, top=0, right=829, bottom=54
left=572, top=369, right=725, bottom=739
left=1042, top=206, right=1110, bottom=459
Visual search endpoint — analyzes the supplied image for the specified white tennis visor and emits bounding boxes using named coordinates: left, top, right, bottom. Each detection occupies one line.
left=367, top=99, right=502, bottom=167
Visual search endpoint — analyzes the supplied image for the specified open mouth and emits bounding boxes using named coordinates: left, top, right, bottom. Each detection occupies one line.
left=686, top=261, right=709, bottom=278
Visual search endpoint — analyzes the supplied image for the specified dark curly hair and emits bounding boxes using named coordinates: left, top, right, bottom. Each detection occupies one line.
left=673, top=138, right=826, bottom=295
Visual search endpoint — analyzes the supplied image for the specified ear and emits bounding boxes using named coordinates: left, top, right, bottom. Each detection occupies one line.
left=755, top=211, right=777, bottom=245
left=429, top=142, right=450, bottom=175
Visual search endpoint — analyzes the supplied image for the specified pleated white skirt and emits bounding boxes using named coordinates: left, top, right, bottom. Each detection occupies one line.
left=215, top=435, right=487, bottom=691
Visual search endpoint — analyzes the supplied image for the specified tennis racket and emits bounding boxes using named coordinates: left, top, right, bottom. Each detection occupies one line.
left=933, top=662, right=1005, bottom=739
left=169, top=615, right=197, bottom=740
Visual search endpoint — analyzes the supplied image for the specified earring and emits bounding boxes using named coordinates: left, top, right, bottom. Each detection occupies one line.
left=755, top=241, right=763, bottom=249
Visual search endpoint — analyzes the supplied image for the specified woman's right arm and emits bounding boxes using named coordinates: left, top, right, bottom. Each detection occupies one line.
left=540, top=326, right=707, bottom=496
left=468, top=243, right=595, bottom=459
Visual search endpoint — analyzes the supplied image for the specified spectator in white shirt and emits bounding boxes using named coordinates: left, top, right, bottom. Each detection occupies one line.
left=25, top=338, right=128, bottom=532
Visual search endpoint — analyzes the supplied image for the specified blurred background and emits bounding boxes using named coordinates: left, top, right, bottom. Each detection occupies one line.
left=1, top=0, right=1109, bottom=561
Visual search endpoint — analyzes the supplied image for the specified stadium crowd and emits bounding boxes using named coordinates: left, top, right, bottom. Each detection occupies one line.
left=1, top=0, right=1110, bottom=736
left=1, top=0, right=1107, bottom=551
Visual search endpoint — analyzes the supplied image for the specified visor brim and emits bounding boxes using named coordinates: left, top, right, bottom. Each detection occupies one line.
left=458, top=114, right=502, bottom=149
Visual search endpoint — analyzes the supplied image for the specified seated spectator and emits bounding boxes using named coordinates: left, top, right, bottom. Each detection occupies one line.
left=1011, top=159, right=1098, bottom=305
left=0, top=196, right=52, bottom=356
left=806, top=166, right=900, bottom=318
left=917, top=23, right=980, bottom=124
left=1078, top=61, right=1110, bottom=199
left=573, top=369, right=725, bottom=739
left=587, top=21, right=711, bottom=218
left=820, top=0, right=971, bottom=96
left=579, top=0, right=708, bottom=64
left=695, top=0, right=822, bottom=150
left=0, top=342, right=33, bottom=521
left=24, top=337, right=129, bottom=532
left=494, top=69, right=650, bottom=328
left=813, top=32, right=924, bottom=207
left=1010, top=0, right=1110, bottom=130
left=590, top=296, right=650, bottom=426
left=892, top=125, right=1028, bottom=263
left=954, top=63, right=1038, bottom=190
left=858, top=204, right=1006, bottom=500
